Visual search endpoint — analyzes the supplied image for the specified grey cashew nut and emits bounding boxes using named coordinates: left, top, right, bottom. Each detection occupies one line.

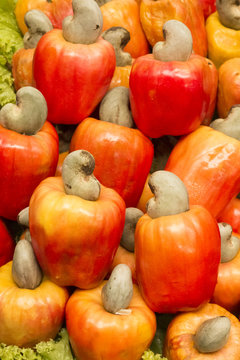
left=146, top=171, right=189, bottom=219
left=101, top=264, right=133, bottom=314
left=12, top=239, right=42, bottom=289
left=216, top=0, right=240, bottom=30
left=94, top=0, right=112, bottom=6
left=210, top=105, right=240, bottom=141
left=23, top=9, right=53, bottom=49
left=120, top=207, right=144, bottom=252
left=17, top=207, right=29, bottom=227
left=62, top=0, right=103, bottom=44
left=62, top=150, right=101, bottom=201
left=102, top=27, right=132, bottom=66
left=99, top=86, right=133, bottom=128
left=0, top=87, right=47, bottom=135
left=218, top=222, right=240, bottom=263
left=153, top=20, right=193, bottom=62
left=194, top=316, right=231, bottom=353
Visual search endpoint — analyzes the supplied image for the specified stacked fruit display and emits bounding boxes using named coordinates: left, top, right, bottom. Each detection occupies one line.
left=1, top=0, right=240, bottom=359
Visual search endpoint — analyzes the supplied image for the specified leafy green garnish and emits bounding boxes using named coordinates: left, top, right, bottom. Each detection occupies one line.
left=0, top=9, right=20, bottom=32
left=0, top=3, right=23, bottom=108
left=0, top=7, right=23, bottom=67
left=0, top=344, right=41, bottom=360
left=0, top=329, right=75, bottom=360
left=0, top=64, right=16, bottom=107
left=35, top=329, right=75, bottom=360
left=0, top=0, right=17, bottom=12
left=142, top=350, right=168, bottom=360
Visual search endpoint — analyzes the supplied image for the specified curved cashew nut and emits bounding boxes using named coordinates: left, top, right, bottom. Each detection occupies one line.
left=153, top=20, right=192, bottom=62
left=62, top=0, right=103, bottom=44
left=0, top=87, right=47, bottom=135
left=62, top=150, right=101, bottom=201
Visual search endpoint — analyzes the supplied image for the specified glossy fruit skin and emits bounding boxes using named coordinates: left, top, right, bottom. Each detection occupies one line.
left=140, top=0, right=207, bottom=56
left=164, top=303, right=240, bottom=359
left=66, top=281, right=156, bottom=360
left=136, top=174, right=152, bottom=213
left=108, top=245, right=137, bottom=283
left=135, top=206, right=221, bottom=313
left=206, top=11, right=240, bottom=68
left=101, top=0, right=149, bottom=58
left=29, top=176, right=126, bottom=289
left=217, top=58, right=240, bottom=118
left=0, top=261, right=69, bottom=348
left=55, top=151, right=68, bottom=176
left=212, top=232, right=240, bottom=313
left=129, top=54, right=217, bottom=138
left=201, top=57, right=218, bottom=126
left=0, top=220, right=15, bottom=267
left=70, top=117, right=154, bottom=207
left=218, top=197, right=240, bottom=234
left=33, top=30, right=116, bottom=124
left=12, top=48, right=35, bottom=90
left=0, top=122, right=58, bottom=221
left=15, top=0, right=73, bottom=34
left=199, top=0, right=216, bottom=19
left=165, top=126, right=240, bottom=218
left=109, top=64, right=132, bottom=89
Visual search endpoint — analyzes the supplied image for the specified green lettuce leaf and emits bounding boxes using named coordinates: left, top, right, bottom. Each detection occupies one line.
left=0, top=64, right=16, bottom=107
left=0, top=9, right=23, bottom=66
left=35, top=329, right=75, bottom=360
left=0, top=5, right=23, bottom=108
left=0, top=9, right=20, bottom=32
left=0, top=0, right=17, bottom=12
left=0, top=329, right=75, bottom=360
left=0, top=344, right=41, bottom=360
left=0, top=27, right=23, bottom=66
left=142, top=350, right=168, bottom=360
left=0, top=326, right=171, bottom=360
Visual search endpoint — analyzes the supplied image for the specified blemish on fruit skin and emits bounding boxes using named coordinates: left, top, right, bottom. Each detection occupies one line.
left=168, top=333, right=197, bottom=357
left=170, top=334, right=189, bottom=350
left=148, top=89, right=157, bottom=100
